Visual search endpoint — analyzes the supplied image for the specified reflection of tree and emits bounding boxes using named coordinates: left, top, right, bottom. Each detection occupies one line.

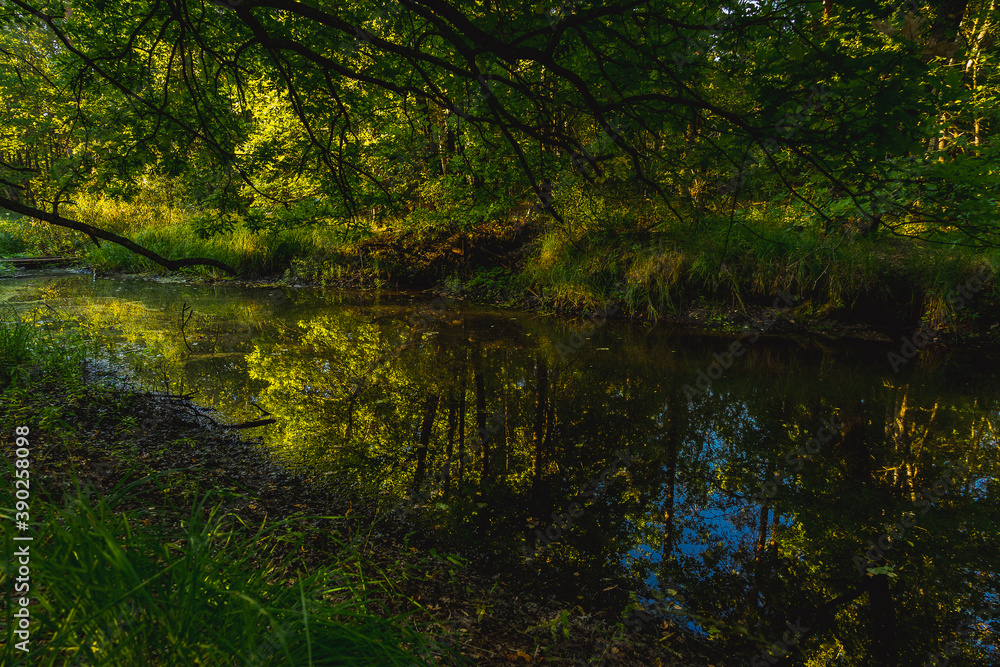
left=661, top=391, right=680, bottom=558
left=27, top=276, right=1000, bottom=665
left=443, top=388, right=457, bottom=492
left=530, top=354, right=548, bottom=505
left=724, top=378, right=999, bottom=666
left=247, top=314, right=417, bottom=490
left=413, top=392, right=439, bottom=490
left=456, top=349, right=467, bottom=485
left=474, top=347, right=489, bottom=483
left=604, top=346, right=1000, bottom=666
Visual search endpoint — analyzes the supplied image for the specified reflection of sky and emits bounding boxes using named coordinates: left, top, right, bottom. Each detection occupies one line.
left=621, top=415, right=999, bottom=655
left=624, top=420, right=798, bottom=635
left=962, top=587, right=1000, bottom=660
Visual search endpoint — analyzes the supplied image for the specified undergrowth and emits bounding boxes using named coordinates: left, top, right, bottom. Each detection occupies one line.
left=0, top=309, right=458, bottom=665
left=1, top=475, right=435, bottom=666
left=522, top=203, right=999, bottom=326
left=2, top=188, right=998, bottom=330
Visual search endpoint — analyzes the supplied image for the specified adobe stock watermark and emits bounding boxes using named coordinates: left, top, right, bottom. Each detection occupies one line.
left=395, top=409, right=507, bottom=518
left=852, top=459, right=969, bottom=577
left=752, top=413, right=843, bottom=504
left=249, top=600, right=311, bottom=666
left=592, top=405, right=828, bottom=665
left=522, top=449, right=635, bottom=560
left=682, top=290, right=798, bottom=399
left=8, top=425, right=33, bottom=654
left=592, top=609, right=661, bottom=666
left=350, top=295, right=455, bottom=399
left=748, top=617, right=811, bottom=667
left=554, top=303, right=619, bottom=361
left=716, top=85, right=831, bottom=200
left=592, top=586, right=688, bottom=666
left=887, top=265, right=994, bottom=372
left=671, top=15, right=740, bottom=73
left=922, top=620, right=979, bottom=667
left=542, top=0, right=577, bottom=31
left=593, top=592, right=809, bottom=666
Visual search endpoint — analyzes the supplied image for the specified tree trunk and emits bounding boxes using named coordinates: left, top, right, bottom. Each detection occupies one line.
left=925, top=0, right=970, bottom=50
left=419, top=97, right=438, bottom=172
left=0, top=194, right=236, bottom=274
left=345, top=395, right=356, bottom=444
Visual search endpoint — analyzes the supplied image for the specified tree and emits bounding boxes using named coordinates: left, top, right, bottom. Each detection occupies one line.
left=0, top=0, right=996, bottom=273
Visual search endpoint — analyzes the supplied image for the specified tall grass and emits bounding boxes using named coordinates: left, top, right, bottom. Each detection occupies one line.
left=1, top=194, right=363, bottom=279
left=523, top=196, right=998, bottom=325
left=67, top=194, right=338, bottom=278
left=1, top=474, right=441, bottom=666
left=0, top=307, right=94, bottom=390
left=0, top=212, right=74, bottom=257
left=0, top=308, right=33, bottom=373
left=0, top=307, right=453, bottom=665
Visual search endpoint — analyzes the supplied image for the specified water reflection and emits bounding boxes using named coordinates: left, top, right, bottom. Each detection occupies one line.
left=3, top=272, right=998, bottom=665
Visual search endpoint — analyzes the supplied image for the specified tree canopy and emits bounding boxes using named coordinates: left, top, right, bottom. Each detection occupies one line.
left=0, top=0, right=998, bottom=272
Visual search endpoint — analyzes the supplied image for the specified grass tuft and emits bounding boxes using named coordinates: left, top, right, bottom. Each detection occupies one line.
left=0, top=477, right=434, bottom=666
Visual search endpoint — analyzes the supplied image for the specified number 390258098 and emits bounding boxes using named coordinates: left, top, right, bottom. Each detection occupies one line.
left=14, top=426, right=30, bottom=521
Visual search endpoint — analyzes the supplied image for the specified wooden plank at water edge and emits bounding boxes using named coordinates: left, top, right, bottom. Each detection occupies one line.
left=0, top=257, right=76, bottom=269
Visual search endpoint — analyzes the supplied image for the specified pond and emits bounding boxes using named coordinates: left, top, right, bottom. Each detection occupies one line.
left=3, top=271, right=998, bottom=665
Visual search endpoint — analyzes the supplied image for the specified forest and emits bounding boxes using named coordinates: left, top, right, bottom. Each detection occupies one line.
left=1, top=1, right=1000, bottom=666
left=0, top=0, right=996, bottom=322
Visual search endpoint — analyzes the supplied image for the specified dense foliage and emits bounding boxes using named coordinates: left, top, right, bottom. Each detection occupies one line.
left=0, top=0, right=996, bottom=272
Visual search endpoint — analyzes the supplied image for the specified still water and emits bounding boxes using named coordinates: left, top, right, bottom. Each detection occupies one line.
left=3, top=272, right=998, bottom=664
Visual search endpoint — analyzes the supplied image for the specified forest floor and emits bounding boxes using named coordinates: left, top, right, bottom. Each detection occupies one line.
left=1, top=369, right=730, bottom=666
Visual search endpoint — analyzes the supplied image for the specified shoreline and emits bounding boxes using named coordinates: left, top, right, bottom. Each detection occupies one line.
left=16, top=262, right=1000, bottom=353
left=0, top=354, right=721, bottom=665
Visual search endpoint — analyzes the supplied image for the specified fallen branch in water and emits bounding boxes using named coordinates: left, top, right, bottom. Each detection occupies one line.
left=147, top=391, right=198, bottom=401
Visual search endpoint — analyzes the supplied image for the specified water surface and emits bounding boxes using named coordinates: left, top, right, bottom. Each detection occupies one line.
left=3, top=271, right=997, bottom=665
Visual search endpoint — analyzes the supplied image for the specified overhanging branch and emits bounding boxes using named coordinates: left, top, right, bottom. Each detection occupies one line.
left=0, top=195, right=238, bottom=275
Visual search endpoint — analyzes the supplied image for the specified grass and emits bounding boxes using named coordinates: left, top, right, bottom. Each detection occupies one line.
left=0, top=307, right=34, bottom=385
left=67, top=194, right=340, bottom=278
left=521, top=200, right=999, bottom=328
left=0, top=306, right=94, bottom=393
left=2, top=186, right=998, bottom=331
left=1, top=475, right=434, bottom=666
left=0, top=194, right=356, bottom=279
left=0, top=308, right=459, bottom=665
